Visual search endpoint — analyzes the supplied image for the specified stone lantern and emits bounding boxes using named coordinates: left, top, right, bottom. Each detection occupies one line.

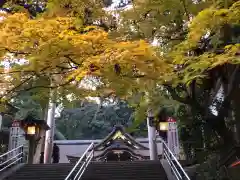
left=20, top=115, right=49, bottom=164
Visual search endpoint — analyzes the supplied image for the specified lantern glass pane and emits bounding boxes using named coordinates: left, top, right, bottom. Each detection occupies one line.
left=27, top=126, right=36, bottom=135
left=159, top=122, right=168, bottom=131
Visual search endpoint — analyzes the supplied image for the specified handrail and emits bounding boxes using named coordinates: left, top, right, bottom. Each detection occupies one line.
left=0, top=146, right=23, bottom=159
left=0, top=145, right=24, bottom=172
left=160, top=139, right=190, bottom=180
left=65, top=142, right=94, bottom=180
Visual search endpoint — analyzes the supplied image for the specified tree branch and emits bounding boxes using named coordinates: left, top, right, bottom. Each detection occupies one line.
left=0, top=66, right=50, bottom=99
left=15, top=76, right=76, bottom=93
left=64, top=55, right=82, bottom=67
left=164, top=84, right=191, bottom=104
left=4, top=48, right=30, bottom=55
left=0, top=70, right=36, bottom=75
left=179, top=0, right=191, bottom=21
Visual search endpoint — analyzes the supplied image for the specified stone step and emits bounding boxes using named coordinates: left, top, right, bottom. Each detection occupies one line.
left=82, top=161, right=168, bottom=180
left=4, top=161, right=168, bottom=180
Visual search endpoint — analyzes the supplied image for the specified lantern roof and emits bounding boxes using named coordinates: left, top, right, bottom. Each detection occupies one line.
left=20, top=114, right=50, bottom=130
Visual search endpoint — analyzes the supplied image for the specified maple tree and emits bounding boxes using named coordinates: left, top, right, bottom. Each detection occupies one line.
left=113, top=0, right=214, bottom=46
left=0, top=0, right=170, bottom=164
left=0, top=0, right=238, bottom=138
left=0, top=0, right=171, bottom=112
left=172, top=1, right=240, bottom=83
left=0, top=1, right=239, bottom=174
left=114, top=0, right=240, bottom=168
left=169, top=1, right=240, bottom=149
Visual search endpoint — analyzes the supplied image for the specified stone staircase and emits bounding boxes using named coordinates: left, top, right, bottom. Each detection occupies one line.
left=82, top=161, right=168, bottom=180
left=3, top=161, right=168, bottom=180
left=3, top=163, right=74, bottom=180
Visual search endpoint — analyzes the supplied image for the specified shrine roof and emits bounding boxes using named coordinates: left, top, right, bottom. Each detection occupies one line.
left=92, top=125, right=148, bottom=151
left=94, top=145, right=146, bottom=159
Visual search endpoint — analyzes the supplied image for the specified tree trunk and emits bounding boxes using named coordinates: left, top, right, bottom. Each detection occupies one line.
left=232, top=79, right=240, bottom=143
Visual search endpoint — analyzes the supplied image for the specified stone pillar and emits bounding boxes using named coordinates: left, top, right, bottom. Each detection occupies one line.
left=44, top=89, right=56, bottom=164
left=147, top=109, right=158, bottom=160
left=0, top=113, right=2, bottom=130
left=167, top=118, right=180, bottom=159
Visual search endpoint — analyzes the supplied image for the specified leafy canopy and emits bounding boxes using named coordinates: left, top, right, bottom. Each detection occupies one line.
left=171, top=1, right=240, bottom=85
left=0, top=1, right=171, bottom=110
